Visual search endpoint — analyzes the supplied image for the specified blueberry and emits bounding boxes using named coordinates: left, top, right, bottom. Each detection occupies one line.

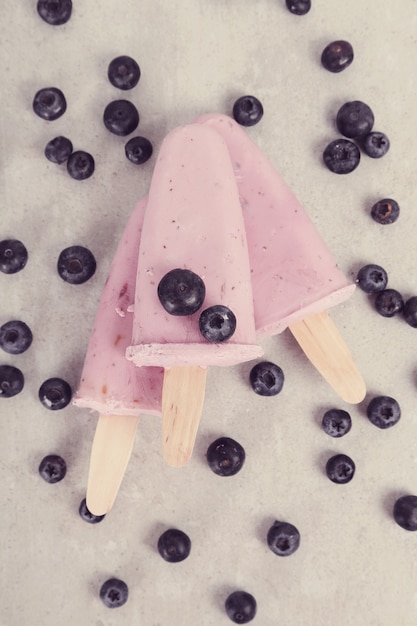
left=322, top=408, right=352, bottom=437
left=374, top=289, right=404, bottom=318
left=0, top=239, right=28, bottom=274
left=249, top=361, right=284, bottom=396
left=326, top=453, right=355, bottom=484
left=107, top=55, right=141, bottom=90
left=199, top=305, right=236, bottom=342
left=33, top=87, right=67, bottom=121
left=285, top=0, right=311, bottom=15
left=157, top=528, right=191, bottom=563
left=336, top=101, right=375, bottom=139
left=44, top=136, right=73, bottom=164
left=403, top=296, right=417, bottom=328
left=37, top=0, right=72, bottom=25
left=103, top=100, right=139, bottom=136
left=79, top=498, right=106, bottom=524
left=0, top=365, right=24, bottom=398
left=0, top=321, right=33, bottom=355
left=125, top=136, right=153, bottom=164
left=99, top=578, right=129, bottom=608
left=267, top=520, right=300, bottom=556
left=232, top=96, right=263, bottom=127
left=66, top=150, right=95, bottom=180
left=57, top=246, right=96, bottom=284
left=366, top=395, right=401, bottom=429
left=393, top=495, right=417, bottom=531
left=356, top=264, right=388, bottom=294
left=225, top=590, right=257, bottom=624
left=363, top=131, right=390, bottom=158
left=38, top=377, right=72, bottom=410
left=323, top=138, right=360, bottom=174
left=38, top=454, right=67, bottom=483
left=206, top=437, right=245, bottom=477
left=321, top=40, right=354, bottom=73
left=371, top=198, right=399, bottom=225
left=157, top=268, right=205, bottom=315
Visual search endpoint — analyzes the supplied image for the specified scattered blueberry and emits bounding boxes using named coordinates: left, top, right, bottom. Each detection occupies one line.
left=108, top=55, right=141, bottom=90
left=371, top=198, right=400, bottom=225
left=199, top=305, right=236, bottom=342
left=0, top=365, right=24, bottom=398
left=38, top=377, right=72, bottom=410
left=323, top=138, right=360, bottom=174
left=206, top=437, right=245, bottom=477
left=103, top=100, right=139, bottom=136
left=225, top=590, right=257, bottom=624
left=79, top=498, right=106, bottom=524
left=99, top=578, right=129, bottom=608
left=374, top=289, right=404, bottom=318
left=321, top=40, right=354, bottom=73
left=249, top=361, right=284, bottom=396
left=0, top=321, right=33, bottom=355
left=336, top=101, right=374, bottom=139
left=326, top=453, right=355, bottom=484
left=267, top=520, right=300, bottom=556
left=285, top=0, right=311, bottom=16
left=45, top=136, right=73, bottom=164
left=393, top=495, right=417, bottom=531
left=66, top=150, right=95, bottom=180
left=403, top=296, right=417, bottom=328
left=157, top=268, right=205, bottom=315
left=157, top=528, right=191, bottom=563
left=232, top=95, right=263, bottom=127
left=363, top=131, right=390, bottom=158
left=57, top=246, right=96, bottom=284
left=356, top=264, right=388, bottom=294
left=125, top=136, right=153, bottom=164
left=322, top=408, right=352, bottom=437
left=0, top=239, right=28, bottom=274
left=38, top=454, right=67, bottom=483
left=366, top=395, right=401, bottom=429
left=37, top=0, right=72, bottom=25
left=32, top=87, right=67, bottom=121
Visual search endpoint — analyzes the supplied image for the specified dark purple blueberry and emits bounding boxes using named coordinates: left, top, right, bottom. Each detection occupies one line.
left=267, top=520, right=300, bottom=556
left=157, top=268, right=205, bottom=315
left=366, top=395, right=401, bottom=429
left=371, top=198, right=400, bottom=225
left=336, top=101, right=374, bottom=139
left=285, top=0, right=311, bottom=15
left=232, top=95, right=263, bottom=127
left=0, top=239, right=28, bottom=274
left=44, top=136, right=73, bottom=164
left=363, top=131, right=390, bottom=158
left=374, top=289, right=404, bottom=318
left=57, top=246, right=96, bottom=284
left=323, top=138, right=360, bottom=174
left=103, top=100, right=139, bottom=136
left=322, top=408, right=352, bottom=437
left=393, top=495, right=417, bottom=531
left=249, top=361, right=284, bottom=396
left=206, top=437, right=245, bottom=476
left=99, top=578, right=129, bottom=608
left=321, top=40, right=354, bottom=73
left=37, top=0, right=72, bottom=25
left=125, top=136, right=153, bottom=164
left=0, top=365, right=24, bottom=398
left=0, top=321, right=33, bottom=355
left=403, top=296, right=417, bottom=328
left=356, top=264, right=388, bottom=294
left=38, top=454, right=67, bottom=483
left=157, top=528, right=191, bottom=563
left=32, top=87, right=67, bottom=121
left=107, top=55, right=141, bottom=90
left=79, top=498, right=106, bottom=524
left=199, top=305, right=236, bottom=342
left=326, top=453, right=355, bottom=484
left=38, top=377, right=72, bottom=410
left=225, top=590, right=257, bottom=624
left=66, top=150, right=95, bottom=180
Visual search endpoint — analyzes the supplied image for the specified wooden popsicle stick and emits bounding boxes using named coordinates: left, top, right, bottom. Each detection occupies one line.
left=162, top=365, right=207, bottom=467
left=86, top=414, right=140, bottom=516
left=289, top=310, right=366, bottom=404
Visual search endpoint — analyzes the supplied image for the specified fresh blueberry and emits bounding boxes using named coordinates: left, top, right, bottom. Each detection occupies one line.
left=322, top=408, right=352, bottom=437
left=33, top=87, right=67, bottom=121
left=232, top=96, right=263, bottom=127
left=323, top=138, right=360, bottom=174
left=285, top=0, right=311, bottom=15
left=99, top=578, right=129, bottom=608
left=371, top=198, right=399, bottom=225
left=206, top=437, right=245, bottom=477
left=0, top=321, right=33, bottom=355
left=393, top=495, right=417, bottom=531
left=44, top=136, right=73, bottom=164
left=57, top=246, right=96, bottom=284
left=225, top=590, right=257, bottom=624
left=66, top=150, right=95, bottom=180
left=321, top=40, right=354, bottom=73
left=336, top=101, right=375, bottom=139
left=326, top=453, right=355, bottom=484
left=0, top=365, right=24, bottom=398
left=374, top=289, right=404, bottom=318
left=403, top=296, right=417, bottom=328
left=157, top=528, right=191, bottom=563
left=38, top=377, right=72, bottom=410
left=0, top=239, right=28, bottom=274
left=267, top=520, right=300, bottom=556
left=199, top=305, right=236, bottom=342
left=107, top=55, right=141, bottom=90
left=79, top=498, right=106, bottom=524
left=103, top=100, right=139, bottom=136
left=356, top=264, right=388, bottom=294
left=157, top=268, right=205, bottom=315
left=37, top=0, right=72, bottom=25
left=38, top=454, right=67, bottom=483
left=363, top=131, right=390, bottom=158
left=366, top=395, right=401, bottom=429
left=249, top=361, right=284, bottom=396
left=125, top=136, right=153, bottom=164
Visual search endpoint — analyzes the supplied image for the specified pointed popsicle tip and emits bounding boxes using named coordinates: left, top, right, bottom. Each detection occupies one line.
left=85, top=493, right=111, bottom=518
left=340, top=377, right=367, bottom=405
